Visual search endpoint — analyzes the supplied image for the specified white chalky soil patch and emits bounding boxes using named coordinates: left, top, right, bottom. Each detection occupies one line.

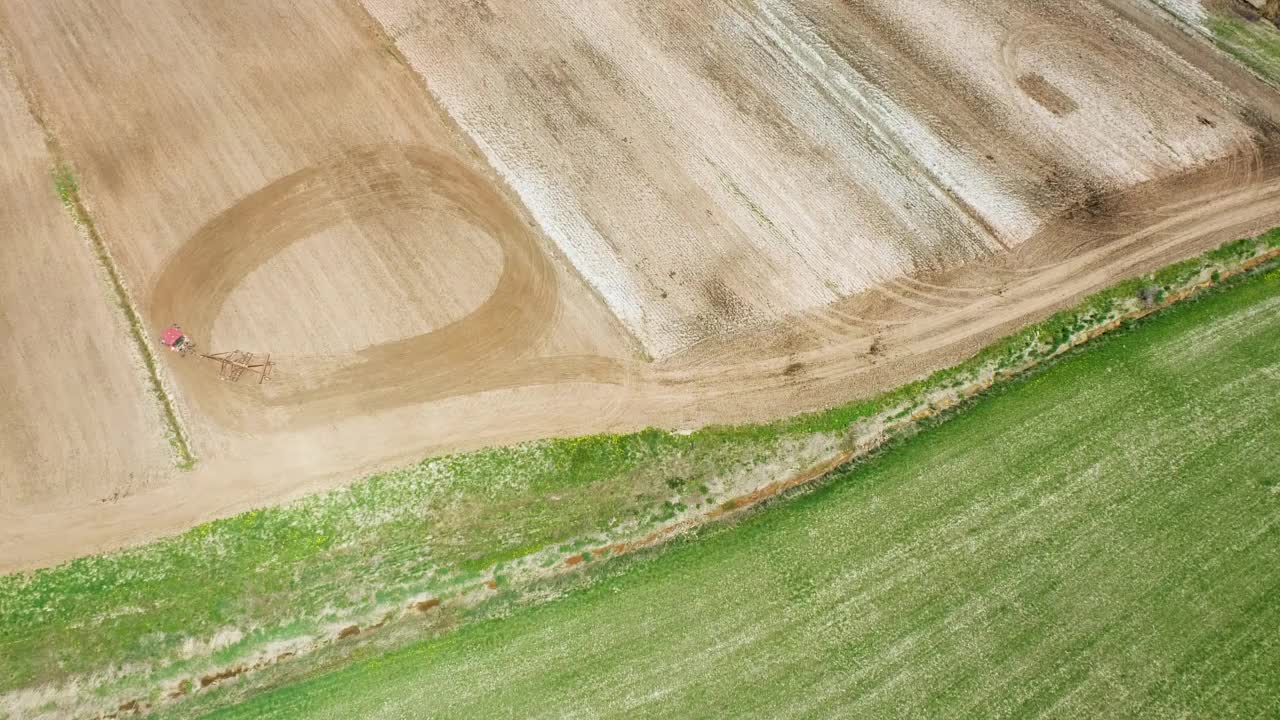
left=364, top=0, right=1253, bottom=358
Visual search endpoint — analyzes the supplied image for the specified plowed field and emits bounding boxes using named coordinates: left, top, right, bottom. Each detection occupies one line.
left=369, top=0, right=1269, bottom=356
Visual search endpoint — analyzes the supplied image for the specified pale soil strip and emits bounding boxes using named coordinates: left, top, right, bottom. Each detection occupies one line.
left=747, top=0, right=1029, bottom=250
left=375, top=0, right=1022, bottom=357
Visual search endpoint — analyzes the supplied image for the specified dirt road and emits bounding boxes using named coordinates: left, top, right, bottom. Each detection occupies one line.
left=3, top=0, right=1280, bottom=571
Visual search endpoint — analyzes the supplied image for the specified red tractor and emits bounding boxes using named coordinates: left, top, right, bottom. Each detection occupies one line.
left=160, top=324, right=196, bottom=357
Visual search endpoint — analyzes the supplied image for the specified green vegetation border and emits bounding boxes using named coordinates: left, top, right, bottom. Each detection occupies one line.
left=1206, top=12, right=1280, bottom=87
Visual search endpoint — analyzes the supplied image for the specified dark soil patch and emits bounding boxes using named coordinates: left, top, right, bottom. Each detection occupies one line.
left=1017, top=73, right=1079, bottom=116
left=200, top=665, right=246, bottom=688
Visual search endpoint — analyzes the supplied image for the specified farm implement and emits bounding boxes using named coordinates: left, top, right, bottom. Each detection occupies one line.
left=160, top=324, right=274, bottom=383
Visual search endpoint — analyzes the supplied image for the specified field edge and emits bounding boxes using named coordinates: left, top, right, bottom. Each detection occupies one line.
left=3, top=229, right=1278, bottom=720
left=0, top=38, right=195, bottom=468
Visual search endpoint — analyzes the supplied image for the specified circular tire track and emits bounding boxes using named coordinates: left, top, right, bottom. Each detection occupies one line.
left=151, top=144, right=566, bottom=427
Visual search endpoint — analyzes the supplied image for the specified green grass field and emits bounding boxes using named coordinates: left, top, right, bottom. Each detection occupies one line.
left=1207, top=13, right=1280, bottom=87
left=203, top=266, right=1280, bottom=719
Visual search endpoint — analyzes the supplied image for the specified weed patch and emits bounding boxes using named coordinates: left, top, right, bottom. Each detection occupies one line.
left=1206, top=13, right=1280, bottom=86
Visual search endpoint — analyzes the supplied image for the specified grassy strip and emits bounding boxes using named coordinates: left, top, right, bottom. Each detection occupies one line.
left=51, top=162, right=195, bottom=469
left=1206, top=13, right=1280, bottom=87
left=1, top=232, right=1278, bottom=718
left=1151, top=0, right=1280, bottom=89
left=201, top=243, right=1280, bottom=720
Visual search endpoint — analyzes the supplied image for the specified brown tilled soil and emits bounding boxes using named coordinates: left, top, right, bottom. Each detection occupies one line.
left=2, top=0, right=1280, bottom=571
left=0, top=56, right=173, bottom=508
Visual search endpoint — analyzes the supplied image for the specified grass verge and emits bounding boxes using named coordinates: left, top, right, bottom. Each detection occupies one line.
left=1, top=232, right=1278, bottom=718
left=51, top=162, right=194, bottom=469
left=202, top=238, right=1280, bottom=719
left=1207, top=12, right=1280, bottom=86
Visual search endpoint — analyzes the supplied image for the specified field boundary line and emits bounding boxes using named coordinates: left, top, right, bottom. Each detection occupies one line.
left=0, top=40, right=195, bottom=469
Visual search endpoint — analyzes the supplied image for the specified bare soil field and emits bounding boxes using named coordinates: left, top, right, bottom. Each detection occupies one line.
left=368, top=0, right=1263, bottom=357
left=0, top=0, right=633, bottom=513
left=0, top=57, right=173, bottom=509
left=3, top=0, right=1280, bottom=571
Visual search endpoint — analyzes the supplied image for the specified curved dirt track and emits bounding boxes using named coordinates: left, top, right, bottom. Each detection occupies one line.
left=149, top=145, right=627, bottom=427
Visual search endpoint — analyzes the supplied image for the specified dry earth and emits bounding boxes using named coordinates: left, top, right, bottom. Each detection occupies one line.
left=2, top=0, right=1280, bottom=571
left=0, top=0, right=633, bottom=522
left=0, top=56, right=173, bottom=510
left=369, top=0, right=1262, bottom=357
